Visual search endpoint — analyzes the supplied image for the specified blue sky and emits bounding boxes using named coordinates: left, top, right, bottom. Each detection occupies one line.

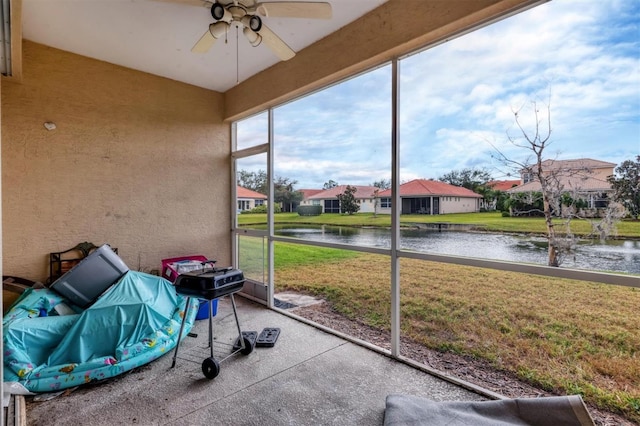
left=237, top=0, right=639, bottom=189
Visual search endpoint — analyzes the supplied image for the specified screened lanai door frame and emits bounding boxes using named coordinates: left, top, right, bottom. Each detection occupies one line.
left=231, top=114, right=275, bottom=309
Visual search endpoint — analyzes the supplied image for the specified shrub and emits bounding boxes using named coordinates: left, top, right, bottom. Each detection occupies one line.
left=297, top=205, right=323, bottom=216
left=242, top=204, right=281, bottom=214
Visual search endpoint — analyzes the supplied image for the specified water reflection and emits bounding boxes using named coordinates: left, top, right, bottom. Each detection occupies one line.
left=276, top=225, right=640, bottom=274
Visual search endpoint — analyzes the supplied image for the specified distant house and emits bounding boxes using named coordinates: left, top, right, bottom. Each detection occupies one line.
left=300, top=185, right=379, bottom=213
left=507, top=158, right=615, bottom=210
left=487, top=180, right=521, bottom=192
left=237, top=186, right=267, bottom=212
left=298, top=189, right=324, bottom=202
left=482, top=179, right=520, bottom=210
left=376, top=179, right=482, bottom=215
left=290, top=189, right=325, bottom=213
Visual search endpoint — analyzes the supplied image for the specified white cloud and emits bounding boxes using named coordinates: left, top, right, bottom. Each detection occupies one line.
left=237, top=0, right=639, bottom=188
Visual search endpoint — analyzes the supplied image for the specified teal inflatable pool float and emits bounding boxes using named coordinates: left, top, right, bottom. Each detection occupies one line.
left=3, top=271, right=198, bottom=392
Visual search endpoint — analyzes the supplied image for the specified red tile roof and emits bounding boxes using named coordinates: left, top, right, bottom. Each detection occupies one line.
left=307, top=185, right=379, bottom=200
left=299, top=189, right=324, bottom=199
left=509, top=158, right=616, bottom=193
left=508, top=176, right=612, bottom=193
left=535, top=158, right=616, bottom=171
left=378, top=179, right=481, bottom=198
left=487, top=180, right=521, bottom=191
left=237, top=186, right=267, bottom=199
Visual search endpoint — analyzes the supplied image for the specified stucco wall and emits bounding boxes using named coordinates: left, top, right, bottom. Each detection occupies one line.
left=440, top=197, right=480, bottom=214
left=1, top=41, right=230, bottom=282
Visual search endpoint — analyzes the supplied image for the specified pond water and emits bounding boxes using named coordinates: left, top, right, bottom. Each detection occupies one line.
left=275, top=225, right=640, bottom=274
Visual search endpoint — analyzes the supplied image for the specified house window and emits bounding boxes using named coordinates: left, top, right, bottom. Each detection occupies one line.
left=312, top=200, right=320, bottom=205
left=255, top=200, right=264, bottom=206
left=325, top=199, right=340, bottom=213
left=523, top=172, right=532, bottom=184
left=381, top=198, right=391, bottom=208
left=593, top=193, right=609, bottom=209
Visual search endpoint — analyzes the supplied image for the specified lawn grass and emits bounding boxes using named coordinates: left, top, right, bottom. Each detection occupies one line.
left=272, top=249, right=640, bottom=422
left=237, top=236, right=361, bottom=282
left=273, top=242, right=361, bottom=268
left=394, top=257, right=640, bottom=421
left=238, top=211, right=640, bottom=238
left=235, top=214, right=640, bottom=421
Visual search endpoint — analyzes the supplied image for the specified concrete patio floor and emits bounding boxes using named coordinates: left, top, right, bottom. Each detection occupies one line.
left=24, top=295, right=488, bottom=425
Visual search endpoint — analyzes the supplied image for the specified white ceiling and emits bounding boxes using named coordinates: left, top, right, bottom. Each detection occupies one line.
left=22, top=0, right=388, bottom=92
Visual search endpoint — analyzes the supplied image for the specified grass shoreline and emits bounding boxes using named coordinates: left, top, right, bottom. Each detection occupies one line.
left=238, top=211, right=640, bottom=239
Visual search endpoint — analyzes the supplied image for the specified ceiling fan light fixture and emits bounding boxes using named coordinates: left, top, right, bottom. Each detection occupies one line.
left=210, top=3, right=231, bottom=22
left=249, top=15, right=262, bottom=32
left=209, top=21, right=229, bottom=39
left=188, top=0, right=331, bottom=61
left=240, top=15, right=262, bottom=32
left=243, top=27, right=262, bottom=47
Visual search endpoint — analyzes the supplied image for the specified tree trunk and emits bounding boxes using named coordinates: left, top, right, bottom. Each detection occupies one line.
left=543, top=198, right=559, bottom=267
left=537, top=159, right=559, bottom=267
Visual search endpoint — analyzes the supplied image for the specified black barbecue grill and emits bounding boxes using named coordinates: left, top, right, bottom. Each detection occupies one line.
left=171, top=262, right=254, bottom=379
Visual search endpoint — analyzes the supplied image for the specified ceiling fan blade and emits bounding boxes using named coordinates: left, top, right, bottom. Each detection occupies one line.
left=192, top=30, right=216, bottom=53
left=257, top=24, right=296, bottom=61
left=256, top=2, right=332, bottom=19
left=154, top=0, right=212, bottom=7
left=192, top=21, right=229, bottom=53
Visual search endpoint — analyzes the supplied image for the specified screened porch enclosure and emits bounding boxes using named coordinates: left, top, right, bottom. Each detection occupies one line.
left=324, top=199, right=340, bottom=213
left=401, top=197, right=439, bottom=215
left=229, top=1, right=640, bottom=423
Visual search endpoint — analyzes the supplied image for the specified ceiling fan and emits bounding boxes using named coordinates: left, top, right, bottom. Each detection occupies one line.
left=186, top=1, right=332, bottom=61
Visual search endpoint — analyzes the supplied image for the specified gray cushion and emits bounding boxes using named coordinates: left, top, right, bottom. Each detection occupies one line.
left=384, top=394, right=594, bottom=426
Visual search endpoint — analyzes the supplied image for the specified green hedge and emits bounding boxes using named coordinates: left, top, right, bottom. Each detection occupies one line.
left=242, top=204, right=281, bottom=214
left=297, top=205, right=323, bottom=216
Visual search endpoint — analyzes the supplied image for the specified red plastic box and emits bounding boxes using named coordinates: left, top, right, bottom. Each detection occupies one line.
left=161, top=255, right=208, bottom=283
